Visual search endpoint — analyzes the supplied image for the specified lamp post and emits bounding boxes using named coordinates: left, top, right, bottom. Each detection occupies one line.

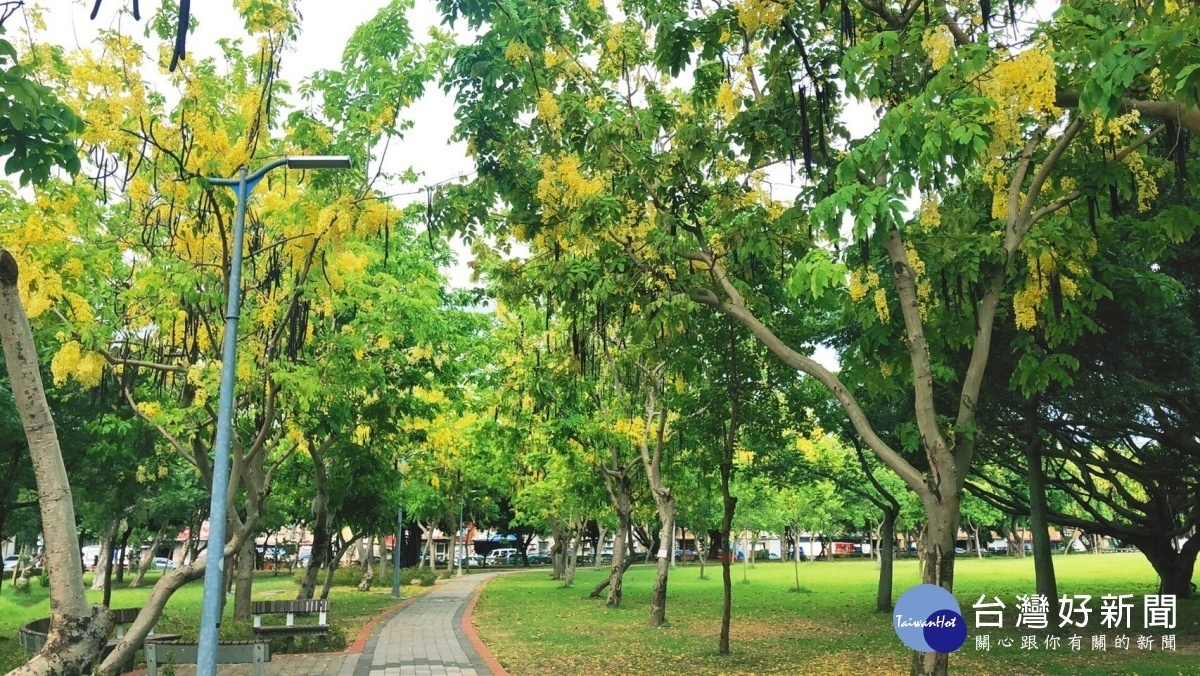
left=457, top=489, right=478, bottom=578
left=197, top=156, right=350, bottom=676
left=392, top=458, right=408, bottom=599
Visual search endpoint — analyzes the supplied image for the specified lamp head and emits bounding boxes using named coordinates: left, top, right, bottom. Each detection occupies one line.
left=286, top=155, right=352, bottom=170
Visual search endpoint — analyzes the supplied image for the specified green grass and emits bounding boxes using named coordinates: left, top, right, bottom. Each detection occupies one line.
left=0, top=568, right=431, bottom=673
left=473, top=554, right=1200, bottom=675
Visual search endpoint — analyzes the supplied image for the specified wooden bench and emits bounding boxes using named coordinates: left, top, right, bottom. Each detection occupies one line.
left=144, top=639, right=269, bottom=676
left=251, top=599, right=329, bottom=651
left=19, top=609, right=181, bottom=672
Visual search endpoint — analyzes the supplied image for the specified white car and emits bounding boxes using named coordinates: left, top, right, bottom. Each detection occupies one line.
left=485, top=548, right=519, bottom=565
left=150, top=557, right=178, bottom=571
left=2, top=555, right=20, bottom=568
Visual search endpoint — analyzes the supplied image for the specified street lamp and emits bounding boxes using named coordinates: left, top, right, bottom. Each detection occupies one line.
left=457, top=490, right=474, bottom=578
left=392, top=457, right=408, bottom=599
left=197, top=155, right=350, bottom=676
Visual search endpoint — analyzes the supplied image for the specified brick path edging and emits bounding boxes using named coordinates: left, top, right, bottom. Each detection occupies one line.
left=460, top=578, right=508, bottom=676
left=346, top=591, right=424, bottom=654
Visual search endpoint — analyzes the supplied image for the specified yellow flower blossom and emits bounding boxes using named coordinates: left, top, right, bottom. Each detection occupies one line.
left=874, top=288, right=890, bottom=323
left=716, top=82, right=739, bottom=122
left=849, top=269, right=869, bottom=302
left=919, top=194, right=941, bottom=229
left=736, top=0, right=787, bottom=32
left=504, top=41, right=534, bottom=65
left=536, top=153, right=604, bottom=219
left=922, top=26, right=953, bottom=70
left=536, top=89, right=561, bottom=131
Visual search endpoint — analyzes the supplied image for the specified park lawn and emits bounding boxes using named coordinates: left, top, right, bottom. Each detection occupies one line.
left=0, top=569, right=433, bottom=673
left=473, top=554, right=1200, bottom=675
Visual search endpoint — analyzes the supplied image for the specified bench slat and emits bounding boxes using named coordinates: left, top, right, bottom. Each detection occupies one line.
left=250, top=599, right=329, bottom=614
left=252, top=625, right=329, bottom=635
left=145, top=641, right=270, bottom=676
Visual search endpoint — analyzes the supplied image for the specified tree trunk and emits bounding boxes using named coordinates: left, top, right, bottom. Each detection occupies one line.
left=130, top=525, right=166, bottom=588
left=588, top=539, right=635, bottom=600
left=605, top=507, right=629, bottom=606
left=637, top=375, right=675, bottom=628
left=1141, top=537, right=1200, bottom=599
left=2, top=251, right=109, bottom=672
left=233, top=528, right=256, bottom=620
left=564, top=524, right=580, bottom=587
left=648, top=503, right=674, bottom=627
left=102, top=528, right=117, bottom=608
left=877, top=508, right=896, bottom=612
left=426, top=521, right=437, bottom=571
left=670, top=526, right=677, bottom=569
left=974, top=526, right=983, bottom=559
left=593, top=526, right=606, bottom=570
left=1026, top=434, right=1058, bottom=601
left=114, top=522, right=133, bottom=584
left=92, top=519, right=119, bottom=591
left=910, top=493, right=960, bottom=676
left=792, top=524, right=801, bottom=591
left=698, top=530, right=707, bottom=580
left=321, top=533, right=351, bottom=600
left=594, top=471, right=633, bottom=606
left=298, top=449, right=331, bottom=601
left=358, top=536, right=375, bottom=592
left=718, top=468, right=736, bottom=655
left=550, top=521, right=566, bottom=580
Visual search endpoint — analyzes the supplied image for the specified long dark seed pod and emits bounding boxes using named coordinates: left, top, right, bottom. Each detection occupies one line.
left=799, top=87, right=813, bottom=178
left=169, top=0, right=191, bottom=72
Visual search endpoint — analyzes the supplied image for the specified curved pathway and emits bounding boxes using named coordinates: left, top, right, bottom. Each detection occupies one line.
left=354, top=572, right=498, bottom=676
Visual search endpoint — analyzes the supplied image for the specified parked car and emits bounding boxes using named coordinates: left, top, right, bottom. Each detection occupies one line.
left=2, top=555, right=20, bottom=569
left=485, top=548, right=519, bottom=565
left=986, top=539, right=1010, bottom=554
left=954, top=547, right=967, bottom=555
left=674, top=549, right=698, bottom=561
left=459, top=555, right=485, bottom=568
left=149, top=557, right=177, bottom=571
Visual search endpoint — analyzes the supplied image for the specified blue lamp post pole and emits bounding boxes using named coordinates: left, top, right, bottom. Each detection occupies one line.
left=197, top=156, right=350, bottom=676
left=392, top=460, right=407, bottom=599
left=392, top=501, right=403, bottom=598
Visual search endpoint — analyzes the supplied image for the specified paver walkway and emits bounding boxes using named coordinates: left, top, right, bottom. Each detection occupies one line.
left=135, top=572, right=499, bottom=675
left=354, top=573, right=496, bottom=676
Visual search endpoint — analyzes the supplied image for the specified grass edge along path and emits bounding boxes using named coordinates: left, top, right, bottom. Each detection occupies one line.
left=463, top=577, right=510, bottom=676
left=472, top=555, right=1200, bottom=676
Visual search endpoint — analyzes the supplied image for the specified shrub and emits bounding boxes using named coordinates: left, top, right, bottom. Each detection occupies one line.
left=38, top=572, right=49, bottom=588
left=13, top=575, right=31, bottom=594
left=399, top=568, right=439, bottom=586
